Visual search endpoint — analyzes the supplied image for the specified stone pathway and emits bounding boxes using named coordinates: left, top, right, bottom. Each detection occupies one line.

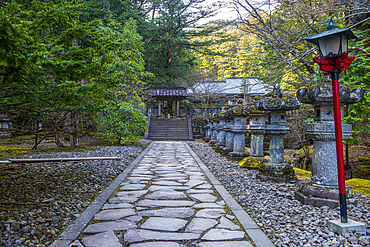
left=53, top=141, right=273, bottom=247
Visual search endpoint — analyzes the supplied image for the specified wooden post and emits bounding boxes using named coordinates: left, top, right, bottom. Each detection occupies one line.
left=176, top=100, right=180, bottom=117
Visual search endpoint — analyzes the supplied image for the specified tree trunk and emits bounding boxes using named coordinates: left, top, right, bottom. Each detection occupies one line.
left=166, top=38, right=172, bottom=69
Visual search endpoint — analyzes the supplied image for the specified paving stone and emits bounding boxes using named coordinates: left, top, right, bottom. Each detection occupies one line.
left=217, top=217, right=240, bottom=230
left=148, top=185, right=190, bottom=191
left=187, top=189, right=214, bottom=194
left=102, top=203, right=133, bottom=210
left=185, top=180, right=205, bottom=188
left=185, top=172, right=203, bottom=176
left=131, top=171, right=153, bottom=175
left=185, top=218, right=218, bottom=233
left=141, top=217, right=187, bottom=231
left=130, top=242, right=181, bottom=247
left=127, top=176, right=152, bottom=181
left=225, top=214, right=235, bottom=220
left=198, top=241, right=253, bottom=247
left=201, top=229, right=245, bottom=241
left=129, top=174, right=153, bottom=177
left=83, top=220, right=136, bottom=233
left=115, top=190, right=148, bottom=197
left=152, top=181, right=183, bottom=186
left=94, top=209, right=135, bottom=221
left=192, top=203, right=224, bottom=209
left=160, top=174, right=188, bottom=179
left=70, top=240, right=84, bottom=247
left=109, top=197, right=139, bottom=204
left=124, top=229, right=200, bottom=242
left=196, top=184, right=213, bottom=189
left=137, top=199, right=195, bottom=208
left=120, top=184, right=146, bottom=191
left=158, top=176, right=188, bottom=181
left=146, top=190, right=187, bottom=200
left=195, top=209, right=226, bottom=219
left=125, top=216, right=142, bottom=223
left=189, top=193, right=217, bottom=202
left=81, top=230, right=122, bottom=247
left=138, top=207, right=195, bottom=218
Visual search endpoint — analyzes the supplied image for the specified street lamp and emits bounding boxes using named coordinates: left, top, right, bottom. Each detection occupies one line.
left=304, top=19, right=357, bottom=223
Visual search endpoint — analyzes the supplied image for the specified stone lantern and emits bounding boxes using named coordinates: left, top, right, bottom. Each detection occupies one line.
left=295, top=80, right=364, bottom=207
left=247, top=105, right=267, bottom=158
left=255, top=84, right=300, bottom=182
left=229, top=106, right=250, bottom=160
left=214, top=111, right=227, bottom=153
left=204, top=118, right=212, bottom=142
left=209, top=114, right=219, bottom=146
left=0, top=116, right=11, bottom=139
left=222, top=109, right=235, bottom=156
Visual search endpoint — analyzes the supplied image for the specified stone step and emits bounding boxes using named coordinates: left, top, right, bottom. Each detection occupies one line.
left=149, top=118, right=190, bottom=141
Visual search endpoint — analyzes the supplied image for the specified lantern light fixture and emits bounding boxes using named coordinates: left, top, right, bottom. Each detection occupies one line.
left=304, top=19, right=357, bottom=58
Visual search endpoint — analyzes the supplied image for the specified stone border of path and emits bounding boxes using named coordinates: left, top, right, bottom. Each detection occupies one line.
left=185, top=143, right=274, bottom=247
left=50, top=142, right=154, bottom=247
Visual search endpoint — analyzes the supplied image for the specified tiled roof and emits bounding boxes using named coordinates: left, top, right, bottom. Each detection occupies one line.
left=151, top=87, right=187, bottom=98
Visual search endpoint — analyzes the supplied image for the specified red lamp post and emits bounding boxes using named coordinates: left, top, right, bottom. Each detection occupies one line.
left=304, top=19, right=357, bottom=223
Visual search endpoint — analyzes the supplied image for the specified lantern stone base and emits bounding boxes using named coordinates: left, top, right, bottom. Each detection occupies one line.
left=209, top=140, right=218, bottom=146
left=228, top=151, right=250, bottom=161
left=239, top=157, right=268, bottom=169
left=257, top=163, right=297, bottom=183
left=214, top=143, right=225, bottom=153
left=295, top=184, right=339, bottom=209
left=222, top=147, right=233, bottom=156
left=0, top=134, right=10, bottom=139
left=328, top=219, right=366, bottom=236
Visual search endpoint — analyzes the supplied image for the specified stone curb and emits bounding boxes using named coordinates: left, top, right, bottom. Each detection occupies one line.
left=50, top=142, right=154, bottom=247
left=185, top=143, right=274, bottom=247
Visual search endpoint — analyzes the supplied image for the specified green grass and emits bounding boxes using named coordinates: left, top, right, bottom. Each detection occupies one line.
left=293, top=168, right=370, bottom=198
left=346, top=179, right=370, bottom=197
left=0, top=146, right=33, bottom=159
left=0, top=135, right=34, bottom=146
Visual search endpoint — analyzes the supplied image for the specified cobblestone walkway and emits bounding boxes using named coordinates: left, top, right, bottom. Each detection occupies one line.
left=53, top=141, right=272, bottom=247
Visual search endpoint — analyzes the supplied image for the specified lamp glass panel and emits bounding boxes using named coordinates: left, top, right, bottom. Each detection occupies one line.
left=318, top=34, right=341, bottom=57
left=341, top=33, right=348, bottom=53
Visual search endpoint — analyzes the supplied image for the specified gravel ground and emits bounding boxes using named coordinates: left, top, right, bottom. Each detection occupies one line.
left=0, top=140, right=151, bottom=247
left=188, top=141, right=370, bottom=247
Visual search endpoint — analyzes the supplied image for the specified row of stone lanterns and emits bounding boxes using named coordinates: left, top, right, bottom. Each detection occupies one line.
left=202, top=80, right=365, bottom=234
left=203, top=18, right=367, bottom=235
left=204, top=84, right=301, bottom=183
left=204, top=82, right=364, bottom=186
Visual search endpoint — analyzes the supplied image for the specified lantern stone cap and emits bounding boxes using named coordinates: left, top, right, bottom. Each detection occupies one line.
left=255, top=84, right=300, bottom=112
left=297, top=82, right=364, bottom=105
left=249, top=104, right=266, bottom=115
left=217, top=111, right=229, bottom=119
left=304, top=19, right=357, bottom=46
left=228, top=106, right=248, bottom=116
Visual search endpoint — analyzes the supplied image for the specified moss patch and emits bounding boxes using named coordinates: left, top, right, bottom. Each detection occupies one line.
left=346, top=179, right=370, bottom=197
left=293, top=167, right=311, bottom=179
left=0, top=146, right=33, bottom=160
left=239, top=157, right=268, bottom=169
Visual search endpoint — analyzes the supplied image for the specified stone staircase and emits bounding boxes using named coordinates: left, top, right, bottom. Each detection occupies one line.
left=148, top=118, right=191, bottom=141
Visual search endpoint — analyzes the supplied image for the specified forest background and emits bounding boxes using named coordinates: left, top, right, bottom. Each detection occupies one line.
left=1, top=0, right=369, bottom=154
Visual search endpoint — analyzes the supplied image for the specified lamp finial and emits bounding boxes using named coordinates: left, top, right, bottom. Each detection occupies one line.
left=327, top=19, right=337, bottom=30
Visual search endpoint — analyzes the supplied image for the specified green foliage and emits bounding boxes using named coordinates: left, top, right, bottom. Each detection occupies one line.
left=117, top=0, right=221, bottom=87
left=98, top=100, right=148, bottom=144
left=1, top=0, right=149, bottom=146
left=341, top=19, right=370, bottom=145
